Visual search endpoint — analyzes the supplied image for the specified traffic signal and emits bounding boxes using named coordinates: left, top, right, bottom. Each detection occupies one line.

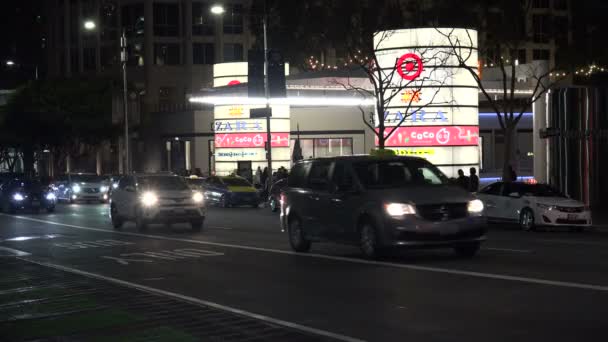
left=248, top=49, right=264, bottom=97
left=267, top=49, right=286, bottom=97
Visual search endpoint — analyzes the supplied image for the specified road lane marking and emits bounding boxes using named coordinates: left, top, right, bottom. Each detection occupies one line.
left=101, top=248, right=225, bottom=265
left=0, top=246, right=31, bottom=257
left=537, top=239, right=608, bottom=247
left=54, top=239, right=135, bottom=249
left=5, top=214, right=608, bottom=292
left=483, top=247, right=531, bottom=253
left=208, top=226, right=233, bottom=230
left=17, top=257, right=366, bottom=342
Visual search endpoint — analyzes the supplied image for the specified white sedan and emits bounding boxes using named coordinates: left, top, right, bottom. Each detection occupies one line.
left=476, top=182, right=592, bottom=231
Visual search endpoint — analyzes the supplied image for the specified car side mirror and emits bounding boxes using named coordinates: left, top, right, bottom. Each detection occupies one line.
left=125, top=185, right=136, bottom=193
left=508, top=192, right=521, bottom=198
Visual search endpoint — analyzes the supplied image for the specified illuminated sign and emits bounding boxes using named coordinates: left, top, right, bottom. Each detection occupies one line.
left=396, top=53, right=423, bottom=80
left=390, top=148, right=435, bottom=156
left=214, top=120, right=263, bottom=132
left=377, top=126, right=479, bottom=147
left=401, top=90, right=422, bottom=104
left=215, top=148, right=291, bottom=161
left=228, top=106, right=244, bottom=116
left=384, top=110, right=447, bottom=124
left=215, top=132, right=290, bottom=148
left=227, top=80, right=241, bottom=86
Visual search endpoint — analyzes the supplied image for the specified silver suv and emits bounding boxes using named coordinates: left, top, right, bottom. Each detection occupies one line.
left=110, top=174, right=206, bottom=231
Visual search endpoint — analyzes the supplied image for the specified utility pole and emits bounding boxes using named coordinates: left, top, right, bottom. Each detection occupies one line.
left=263, top=0, right=272, bottom=186
left=121, top=28, right=130, bottom=174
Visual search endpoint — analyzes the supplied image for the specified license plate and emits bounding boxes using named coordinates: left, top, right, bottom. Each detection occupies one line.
left=567, top=214, right=578, bottom=221
left=173, top=209, right=185, bottom=214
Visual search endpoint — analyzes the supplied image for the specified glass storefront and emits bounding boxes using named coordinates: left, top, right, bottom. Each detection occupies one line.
left=290, top=138, right=353, bottom=159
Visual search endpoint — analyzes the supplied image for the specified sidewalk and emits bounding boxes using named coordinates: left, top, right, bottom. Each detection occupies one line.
left=0, top=259, right=334, bottom=342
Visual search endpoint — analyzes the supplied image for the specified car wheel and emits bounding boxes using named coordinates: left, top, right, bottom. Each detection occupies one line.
left=288, top=216, right=311, bottom=252
left=191, top=219, right=204, bottom=232
left=453, top=242, right=481, bottom=257
left=520, top=209, right=536, bottom=231
left=46, top=206, right=55, bottom=213
left=269, top=196, right=279, bottom=212
left=110, top=205, right=123, bottom=230
left=360, top=222, right=384, bottom=259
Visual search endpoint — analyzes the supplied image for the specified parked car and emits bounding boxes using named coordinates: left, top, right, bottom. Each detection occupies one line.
left=476, top=182, right=592, bottom=231
left=109, top=173, right=206, bottom=231
left=53, top=173, right=110, bottom=203
left=203, top=176, right=260, bottom=208
left=0, top=178, right=56, bottom=213
left=268, top=178, right=288, bottom=212
left=280, top=156, right=486, bottom=258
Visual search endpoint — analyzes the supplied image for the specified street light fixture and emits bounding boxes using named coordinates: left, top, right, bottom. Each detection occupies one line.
left=210, top=3, right=274, bottom=185
left=83, top=20, right=130, bottom=174
left=5, top=60, right=38, bottom=80
left=5, top=60, right=15, bottom=66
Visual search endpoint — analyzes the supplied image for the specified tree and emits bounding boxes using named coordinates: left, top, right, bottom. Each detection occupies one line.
left=334, top=30, right=454, bottom=150
left=437, top=1, right=571, bottom=181
left=0, top=78, right=117, bottom=175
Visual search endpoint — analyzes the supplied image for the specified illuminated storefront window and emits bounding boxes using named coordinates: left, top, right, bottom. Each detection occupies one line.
left=290, top=138, right=353, bottom=159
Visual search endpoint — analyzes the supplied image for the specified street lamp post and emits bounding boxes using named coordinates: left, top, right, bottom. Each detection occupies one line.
left=211, top=2, right=273, bottom=185
left=84, top=20, right=130, bottom=174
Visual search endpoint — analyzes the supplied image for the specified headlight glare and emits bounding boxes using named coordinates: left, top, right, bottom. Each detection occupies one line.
left=72, top=184, right=81, bottom=193
left=12, top=193, right=24, bottom=201
left=192, top=192, right=204, bottom=203
left=100, top=186, right=109, bottom=193
left=140, top=192, right=158, bottom=206
left=385, top=203, right=416, bottom=216
left=467, top=199, right=484, bottom=213
left=46, top=193, right=56, bottom=201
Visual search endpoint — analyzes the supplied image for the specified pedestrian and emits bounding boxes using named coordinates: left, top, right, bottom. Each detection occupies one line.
left=261, top=167, right=268, bottom=188
left=456, top=169, right=469, bottom=190
left=469, top=167, right=479, bottom=192
left=254, top=166, right=262, bottom=186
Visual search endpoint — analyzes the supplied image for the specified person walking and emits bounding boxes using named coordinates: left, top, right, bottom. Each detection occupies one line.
left=469, top=167, right=479, bottom=192
left=254, top=166, right=262, bottom=187
left=456, top=169, right=469, bottom=190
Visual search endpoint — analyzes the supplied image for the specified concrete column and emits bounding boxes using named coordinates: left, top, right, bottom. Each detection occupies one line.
left=184, top=0, right=194, bottom=92
left=94, top=0, right=101, bottom=71
left=66, top=155, right=72, bottom=173
left=118, top=137, right=124, bottom=174
left=64, top=0, right=72, bottom=77
left=96, top=148, right=102, bottom=175
left=533, top=60, right=550, bottom=183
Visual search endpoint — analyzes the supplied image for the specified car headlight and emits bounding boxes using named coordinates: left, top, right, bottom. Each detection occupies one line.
left=385, top=203, right=416, bottom=217
left=140, top=192, right=158, bottom=207
left=100, top=186, right=109, bottom=193
left=72, top=184, right=81, bottom=193
left=467, top=199, right=484, bottom=213
left=46, top=193, right=56, bottom=201
left=537, top=203, right=556, bottom=210
left=12, top=193, right=24, bottom=201
left=192, top=192, right=204, bottom=203
left=112, top=183, right=119, bottom=189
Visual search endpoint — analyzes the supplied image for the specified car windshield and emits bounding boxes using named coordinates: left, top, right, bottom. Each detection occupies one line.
left=186, top=178, right=205, bottom=186
left=71, top=174, right=103, bottom=183
left=138, top=176, right=190, bottom=191
left=353, top=160, right=449, bottom=189
left=15, top=180, right=43, bottom=191
left=521, top=184, right=564, bottom=197
left=221, top=178, right=252, bottom=187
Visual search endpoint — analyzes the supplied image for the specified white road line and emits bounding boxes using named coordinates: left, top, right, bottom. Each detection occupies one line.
left=0, top=246, right=31, bottom=257
left=536, top=239, right=608, bottom=247
left=17, top=257, right=365, bottom=342
left=483, top=247, right=531, bottom=253
left=207, top=226, right=233, bottom=230
left=5, top=214, right=608, bottom=292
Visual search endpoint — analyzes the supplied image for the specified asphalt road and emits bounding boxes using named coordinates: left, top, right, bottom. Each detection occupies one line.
left=1, top=203, right=608, bottom=342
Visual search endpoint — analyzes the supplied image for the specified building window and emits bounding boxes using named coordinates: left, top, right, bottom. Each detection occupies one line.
left=533, top=49, right=550, bottom=61
left=533, top=0, right=549, bottom=8
left=223, top=4, right=243, bottom=34
left=153, top=3, right=179, bottom=36
left=553, top=0, right=568, bottom=10
left=84, top=47, right=96, bottom=70
left=554, top=16, right=569, bottom=48
left=223, top=43, right=243, bottom=62
left=154, top=43, right=180, bottom=65
left=518, top=49, right=527, bottom=64
left=533, top=15, right=550, bottom=43
left=159, top=87, right=176, bottom=109
left=192, top=2, right=214, bottom=35
left=122, top=4, right=145, bottom=37
left=193, top=43, right=214, bottom=64
left=290, top=138, right=353, bottom=159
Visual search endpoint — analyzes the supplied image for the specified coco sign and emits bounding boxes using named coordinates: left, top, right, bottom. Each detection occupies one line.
left=377, top=126, right=479, bottom=147
left=215, top=132, right=290, bottom=148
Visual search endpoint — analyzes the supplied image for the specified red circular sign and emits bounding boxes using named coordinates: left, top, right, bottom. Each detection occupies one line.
left=227, top=80, right=241, bottom=86
left=396, top=53, right=423, bottom=80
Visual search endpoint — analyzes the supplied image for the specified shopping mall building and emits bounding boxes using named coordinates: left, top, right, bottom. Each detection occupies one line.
left=155, top=29, right=539, bottom=180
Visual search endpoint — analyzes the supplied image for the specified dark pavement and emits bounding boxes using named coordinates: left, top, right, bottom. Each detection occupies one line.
left=1, top=203, right=608, bottom=341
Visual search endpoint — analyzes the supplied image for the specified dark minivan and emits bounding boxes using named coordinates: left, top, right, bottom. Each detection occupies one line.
left=280, top=156, right=486, bottom=258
